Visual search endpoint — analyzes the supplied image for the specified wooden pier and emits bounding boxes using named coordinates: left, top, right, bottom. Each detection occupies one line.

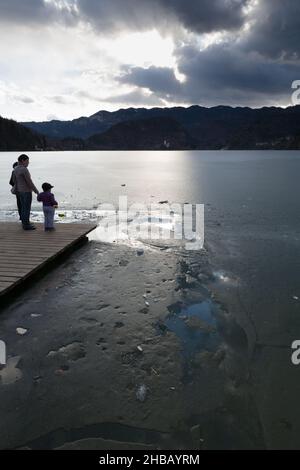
left=0, top=222, right=97, bottom=298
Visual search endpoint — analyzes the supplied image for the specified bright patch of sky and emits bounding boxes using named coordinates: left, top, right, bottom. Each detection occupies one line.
left=0, top=23, right=177, bottom=121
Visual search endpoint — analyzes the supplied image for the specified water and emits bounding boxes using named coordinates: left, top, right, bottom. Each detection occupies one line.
left=2, top=150, right=300, bottom=244
left=1, top=150, right=300, bottom=215
left=164, top=300, right=221, bottom=359
left=162, top=300, right=222, bottom=383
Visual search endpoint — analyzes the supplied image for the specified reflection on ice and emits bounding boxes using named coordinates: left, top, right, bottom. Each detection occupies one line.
left=164, top=300, right=221, bottom=359
left=89, top=209, right=183, bottom=248
left=213, top=271, right=237, bottom=285
left=1, top=204, right=203, bottom=251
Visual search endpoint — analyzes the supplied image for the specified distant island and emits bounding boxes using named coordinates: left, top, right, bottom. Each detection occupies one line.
left=1, top=104, right=300, bottom=151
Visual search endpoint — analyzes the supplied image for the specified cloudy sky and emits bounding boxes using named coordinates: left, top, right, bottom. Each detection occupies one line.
left=0, top=0, right=299, bottom=121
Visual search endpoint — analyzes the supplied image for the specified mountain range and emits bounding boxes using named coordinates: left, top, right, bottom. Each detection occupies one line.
left=2, top=105, right=300, bottom=151
left=23, top=105, right=300, bottom=150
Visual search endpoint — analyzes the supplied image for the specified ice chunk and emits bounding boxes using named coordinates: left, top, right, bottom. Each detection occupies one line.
left=136, top=384, right=147, bottom=402
left=16, top=328, right=28, bottom=336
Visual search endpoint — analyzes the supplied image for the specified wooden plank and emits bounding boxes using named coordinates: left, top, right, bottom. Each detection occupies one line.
left=0, top=253, right=53, bottom=259
left=0, top=277, right=30, bottom=282
left=0, top=276, right=20, bottom=281
left=0, top=269, right=30, bottom=275
left=0, top=252, right=49, bottom=257
left=0, top=240, right=73, bottom=246
left=0, top=241, right=72, bottom=247
left=0, top=242, right=82, bottom=246
left=0, top=281, right=14, bottom=288
left=0, top=237, right=88, bottom=243
left=0, top=263, right=34, bottom=269
left=0, top=266, right=31, bottom=272
left=0, top=225, right=92, bottom=231
left=0, top=246, right=66, bottom=251
left=0, top=257, right=48, bottom=263
left=0, top=240, right=72, bottom=244
left=0, top=256, right=45, bottom=266
left=0, top=238, right=85, bottom=243
left=0, top=255, right=46, bottom=260
left=0, top=249, right=65, bottom=255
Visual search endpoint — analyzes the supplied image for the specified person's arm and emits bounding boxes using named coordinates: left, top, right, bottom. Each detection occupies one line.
left=24, top=168, right=39, bottom=194
left=37, top=193, right=42, bottom=202
left=9, top=171, right=14, bottom=187
left=51, top=194, right=58, bottom=207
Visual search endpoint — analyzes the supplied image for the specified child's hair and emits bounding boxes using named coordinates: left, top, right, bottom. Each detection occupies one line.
left=42, top=182, right=54, bottom=191
left=18, top=154, right=29, bottom=162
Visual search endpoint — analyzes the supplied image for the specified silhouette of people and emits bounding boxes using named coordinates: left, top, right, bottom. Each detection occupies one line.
left=12, top=154, right=39, bottom=230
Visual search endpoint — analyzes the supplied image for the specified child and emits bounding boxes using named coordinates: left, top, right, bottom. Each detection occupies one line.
left=37, top=182, right=58, bottom=231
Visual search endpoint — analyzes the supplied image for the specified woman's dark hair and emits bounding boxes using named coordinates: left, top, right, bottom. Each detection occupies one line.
left=13, top=162, right=18, bottom=168
left=18, top=154, right=29, bottom=162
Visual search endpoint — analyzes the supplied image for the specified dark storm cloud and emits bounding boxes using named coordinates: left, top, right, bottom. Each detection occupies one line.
left=76, top=0, right=250, bottom=34
left=176, top=43, right=300, bottom=95
left=119, top=0, right=300, bottom=106
left=0, top=0, right=250, bottom=33
left=0, top=0, right=77, bottom=25
left=119, top=66, right=181, bottom=96
left=159, top=0, right=250, bottom=33
left=2, top=0, right=300, bottom=108
left=241, top=0, right=300, bottom=59
left=118, top=42, right=300, bottom=106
